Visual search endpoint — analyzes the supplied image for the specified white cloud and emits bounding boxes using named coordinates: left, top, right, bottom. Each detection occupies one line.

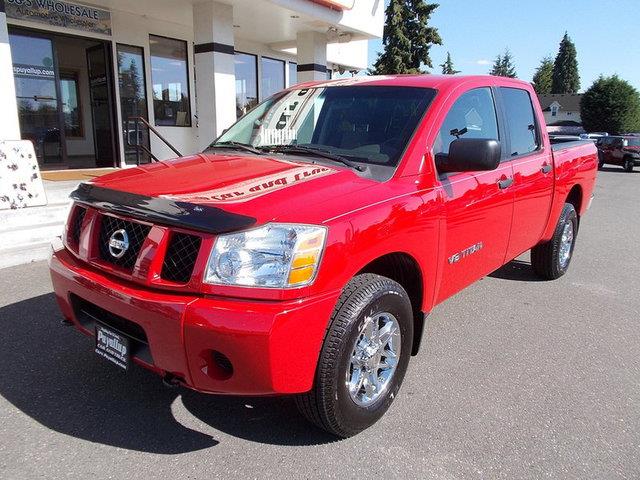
left=475, top=59, right=491, bottom=66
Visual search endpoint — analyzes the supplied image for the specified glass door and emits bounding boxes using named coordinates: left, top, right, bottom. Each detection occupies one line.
left=9, top=33, right=65, bottom=166
left=87, top=44, right=117, bottom=167
left=117, top=44, right=150, bottom=164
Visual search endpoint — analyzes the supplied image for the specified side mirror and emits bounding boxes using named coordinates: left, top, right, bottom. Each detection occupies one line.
left=435, top=138, right=501, bottom=174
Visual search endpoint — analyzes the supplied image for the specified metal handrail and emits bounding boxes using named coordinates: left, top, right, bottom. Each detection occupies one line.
left=126, top=116, right=183, bottom=165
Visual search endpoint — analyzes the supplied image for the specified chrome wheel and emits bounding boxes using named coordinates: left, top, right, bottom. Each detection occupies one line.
left=559, top=221, right=574, bottom=269
left=346, top=312, right=401, bottom=407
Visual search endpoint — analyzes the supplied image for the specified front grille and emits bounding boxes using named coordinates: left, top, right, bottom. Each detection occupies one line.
left=98, top=215, right=151, bottom=271
left=69, top=206, right=87, bottom=248
left=161, top=232, right=202, bottom=283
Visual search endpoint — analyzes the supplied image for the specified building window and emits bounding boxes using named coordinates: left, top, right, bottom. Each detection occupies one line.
left=60, top=72, right=83, bottom=138
left=235, top=52, right=258, bottom=118
left=288, top=61, right=297, bottom=87
left=261, top=56, right=285, bottom=100
left=551, top=105, right=558, bottom=117
left=117, top=44, right=151, bottom=164
left=149, top=35, right=191, bottom=126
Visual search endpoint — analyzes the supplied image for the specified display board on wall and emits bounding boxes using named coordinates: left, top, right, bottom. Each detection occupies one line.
left=0, top=141, right=47, bottom=210
left=5, top=0, right=112, bottom=36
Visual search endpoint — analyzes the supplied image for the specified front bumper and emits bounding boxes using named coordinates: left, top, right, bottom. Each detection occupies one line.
left=49, top=247, right=341, bottom=395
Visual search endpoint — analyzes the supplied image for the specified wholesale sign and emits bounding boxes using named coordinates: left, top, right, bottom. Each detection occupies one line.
left=5, top=0, right=112, bottom=36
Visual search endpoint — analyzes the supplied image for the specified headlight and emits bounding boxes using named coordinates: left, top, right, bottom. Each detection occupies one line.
left=204, top=223, right=327, bottom=288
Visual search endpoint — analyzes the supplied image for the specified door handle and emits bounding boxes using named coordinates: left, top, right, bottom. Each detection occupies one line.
left=498, top=177, right=513, bottom=189
left=541, top=164, right=552, bottom=174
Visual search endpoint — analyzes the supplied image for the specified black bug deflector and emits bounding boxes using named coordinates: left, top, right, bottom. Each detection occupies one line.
left=70, top=183, right=257, bottom=234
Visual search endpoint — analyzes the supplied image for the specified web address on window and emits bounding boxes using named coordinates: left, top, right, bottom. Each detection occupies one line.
left=13, top=65, right=55, bottom=78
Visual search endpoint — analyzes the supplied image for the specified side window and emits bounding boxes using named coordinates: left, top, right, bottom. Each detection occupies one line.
left=433, top=87, right=499, bottom=156
left=500, top=87, right=539, bottom=157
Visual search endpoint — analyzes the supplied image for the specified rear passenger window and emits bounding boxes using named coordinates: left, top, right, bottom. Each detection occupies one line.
left=500, top=87, right=539, bottom=156
left=433, top=87, right=499, bottom=156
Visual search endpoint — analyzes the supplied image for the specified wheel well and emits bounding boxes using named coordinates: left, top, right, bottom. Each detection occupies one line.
left=358, top=253, right=425, bottom=356
left=566, top=185, right=583, bottom=218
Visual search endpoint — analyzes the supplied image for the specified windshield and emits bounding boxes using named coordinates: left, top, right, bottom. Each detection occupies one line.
left=210, top=85, right=436, bottom=168
left=627, top=138, right=640, bottom=147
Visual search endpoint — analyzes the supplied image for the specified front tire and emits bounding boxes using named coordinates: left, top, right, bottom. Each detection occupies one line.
left=624, top=158, right=635, bottom=172
left=597, top=152, right=605, bottom=169
left=295, top=273, right=413, bottom=438
left=531, top=203, right=578, bottom=280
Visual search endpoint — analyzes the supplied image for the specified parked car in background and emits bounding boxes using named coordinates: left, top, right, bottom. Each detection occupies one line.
left=49, top=75, right=597, bottom=438
left=580, top=133, right=607, bottom=142
left=596, top=135, right=640, bottom=171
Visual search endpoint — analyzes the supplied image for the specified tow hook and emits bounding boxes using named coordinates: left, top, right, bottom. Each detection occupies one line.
left=162, top=373, right=183, bottom=389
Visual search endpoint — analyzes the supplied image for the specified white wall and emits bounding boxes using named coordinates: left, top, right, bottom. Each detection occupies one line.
left=270, top=0, right=384, bottom=38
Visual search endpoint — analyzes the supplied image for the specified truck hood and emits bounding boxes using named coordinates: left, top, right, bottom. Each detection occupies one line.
left=89, top=153, right=376, bottom=225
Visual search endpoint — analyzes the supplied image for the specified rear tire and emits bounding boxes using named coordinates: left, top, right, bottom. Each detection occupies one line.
left=295, top=273, right=413, bottom=438
left=624, top=158, right=634, bottom=172
left=597, top=152, right=605, bottom=169
left=531, top=203, right=578, bottom=280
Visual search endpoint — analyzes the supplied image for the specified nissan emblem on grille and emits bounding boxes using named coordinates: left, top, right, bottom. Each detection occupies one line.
left=108, top=229, right=130, bottom=258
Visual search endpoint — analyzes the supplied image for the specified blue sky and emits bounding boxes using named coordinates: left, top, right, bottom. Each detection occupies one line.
left=367, top=0, right=640, bottom=91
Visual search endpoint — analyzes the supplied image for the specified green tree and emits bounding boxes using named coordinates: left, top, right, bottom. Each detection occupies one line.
left=581, top=75, right=640, bottom=133
left=489, top=49, right=517, bottom=78
left=552, top=32, right=580, bottom=93
left=440, top=52, right=460, bottom=75
left=370, top=0, right=442, bottom=75
left=405, top=1, right=442, bottom=71
left=532, top=56, right=554, bottom=94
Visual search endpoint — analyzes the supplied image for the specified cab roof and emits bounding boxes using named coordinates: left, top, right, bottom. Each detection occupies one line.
left=292, top=74, right=533, bottom=92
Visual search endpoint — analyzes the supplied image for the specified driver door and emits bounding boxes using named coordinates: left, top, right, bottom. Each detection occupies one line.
left=434, top=87, right=515, bottom=303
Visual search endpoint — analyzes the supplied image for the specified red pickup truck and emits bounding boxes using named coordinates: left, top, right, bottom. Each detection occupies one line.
left=49, top=75, right=597, bottom=438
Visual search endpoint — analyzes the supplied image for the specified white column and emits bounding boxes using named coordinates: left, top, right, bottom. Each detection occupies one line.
left=296, top=31, right=327, bottom=83
left=0, top=5, right=20, bottom=140
left=193, top=1, right=236, bottom=150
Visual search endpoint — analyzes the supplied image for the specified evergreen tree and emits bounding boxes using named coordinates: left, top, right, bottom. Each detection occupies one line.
left=532, top=56, right=554, bottom=94
left=489, top=49, right=517, bottom=78
left=370, top=1, right=442, bottom=75
left=405, top=1, right=442, bottom=71
left=552, top=32, right=580, bottom=93
left=581, top=75, right=640, bottom=133
left=489, top=54, right=503, bottom=76
left=440, top=52, right=460, bottom=75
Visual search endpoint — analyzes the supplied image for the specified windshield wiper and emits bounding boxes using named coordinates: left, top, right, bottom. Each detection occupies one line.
left=261, top=144, right=364, bottom=171
left=207, top=141, right=264, bottom=155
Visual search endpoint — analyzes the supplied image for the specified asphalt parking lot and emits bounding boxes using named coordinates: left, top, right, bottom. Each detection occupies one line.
left=0, top=168, right=638, bottom=480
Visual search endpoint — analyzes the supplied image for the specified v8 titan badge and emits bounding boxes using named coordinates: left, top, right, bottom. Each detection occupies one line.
left=95, top=324, right=130, bottom=370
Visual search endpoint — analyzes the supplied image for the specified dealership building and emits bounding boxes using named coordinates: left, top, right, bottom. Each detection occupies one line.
left=0, top=0, right=381, bottom=169
left=0, top=0, right=382, bottom=268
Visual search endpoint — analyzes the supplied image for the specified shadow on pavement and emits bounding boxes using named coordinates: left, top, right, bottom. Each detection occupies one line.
left=0, top=294, right=335, bottom=453
left=489, top=259, right=544, bottom=282
left=598, top=166, right=638, bottom=173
